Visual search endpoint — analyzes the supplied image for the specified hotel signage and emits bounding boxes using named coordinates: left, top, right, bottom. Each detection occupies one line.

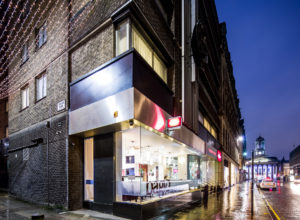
left=167, top=116, right=182, bottom=130
left=206, top=144, right=217, bottom=159
left=206, top=144, right=221, bottom=162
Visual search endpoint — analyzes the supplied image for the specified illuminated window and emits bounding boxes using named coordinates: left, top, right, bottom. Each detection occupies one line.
left=153, top=53, right=167, bottom=82
left=204, top=118, right=217, bottom=138
left=36, top=72, right=47, bottom=101
left=21, top=86, right=29, bottom=109
left=211, top=128, right=217, bottom=139
left=132, top=26, right=152, bottom=66
left=115, top=21, right=167, bottom=83
left=115, top=126, right=201, bottom=204
left=115, top=19, right=129, bottom=56
left=203, top=118, right=210, bottom=131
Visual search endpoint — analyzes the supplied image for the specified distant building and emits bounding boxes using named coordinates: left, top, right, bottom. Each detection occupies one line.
left=279, top=157, right=290, bottom=181
left=244, top=136, right=280, bottom=180
left=290, top=145, right=300, bottom=177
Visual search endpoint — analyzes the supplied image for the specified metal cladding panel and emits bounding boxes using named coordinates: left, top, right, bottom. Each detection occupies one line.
left=70, top=53, right=133, bottom=111
left=69, top=88, right=134, bottom=135
left=133, top=89, right=205, bottom=155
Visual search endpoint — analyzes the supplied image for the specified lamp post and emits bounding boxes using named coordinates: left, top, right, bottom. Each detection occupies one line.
left=251, top=150, right=254, bottom=216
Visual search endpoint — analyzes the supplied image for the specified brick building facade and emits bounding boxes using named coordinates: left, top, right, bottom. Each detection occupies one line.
left=2, top=0, right=244, bottom=219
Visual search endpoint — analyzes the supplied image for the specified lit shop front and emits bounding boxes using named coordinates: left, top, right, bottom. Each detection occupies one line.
left=69, top=50, right=206, bottom=219
left=231, top=163, right=239, bottom=185
left=223, top=158, right=239, bottom=187
left=76, top=111, right=205, bottom=219
left=114, top=126, right=203, bottom=204
left=224, top=160, right=230, bottom=188
left=201, top=144, right=222, bottom=187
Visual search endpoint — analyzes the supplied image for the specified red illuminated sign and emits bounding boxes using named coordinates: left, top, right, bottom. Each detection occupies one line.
left=217, top=150, right=222, bottom=162
left=167, top=116, right=182, bottom=130
left=208, top=148, right=217, bottom=156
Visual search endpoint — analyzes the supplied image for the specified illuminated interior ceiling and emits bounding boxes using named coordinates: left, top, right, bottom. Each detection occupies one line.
left=121, top=127, right=199, bottom=156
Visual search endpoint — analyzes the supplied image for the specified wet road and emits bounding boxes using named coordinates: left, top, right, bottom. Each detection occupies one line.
left=156, top=181, right=271, bottom=220
left=259, top=181, right=300, bottom=220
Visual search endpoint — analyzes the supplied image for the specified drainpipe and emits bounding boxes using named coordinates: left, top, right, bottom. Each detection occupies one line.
left=46, top=120, right=50, bottom=207
left=181, top=0, right=185, bottom=121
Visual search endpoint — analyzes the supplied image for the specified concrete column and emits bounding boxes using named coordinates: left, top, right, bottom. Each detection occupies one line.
left=271, top=165, right=274, bottom=179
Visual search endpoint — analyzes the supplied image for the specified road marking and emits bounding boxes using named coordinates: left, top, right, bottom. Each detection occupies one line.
left=265, top=199, right=281, bottom=220
left=258, top=188, right=281, bottom=220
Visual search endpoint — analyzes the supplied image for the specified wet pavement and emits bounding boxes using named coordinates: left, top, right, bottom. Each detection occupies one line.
left=0, top=192, right=127, bottom=220
left=259, top=181, right=300, bottom=219
left=155, top=181, right=272, bottom=220
left=3, top=182, right=300, bottom=220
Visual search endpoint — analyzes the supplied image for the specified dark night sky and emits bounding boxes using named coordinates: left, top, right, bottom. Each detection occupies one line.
left=215, top=0, right=300, bottom=160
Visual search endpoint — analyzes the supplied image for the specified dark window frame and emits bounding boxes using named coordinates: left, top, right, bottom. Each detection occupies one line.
left=35, top=71, right=47, bottom=102
left=35, top=22, right=47, bottom=49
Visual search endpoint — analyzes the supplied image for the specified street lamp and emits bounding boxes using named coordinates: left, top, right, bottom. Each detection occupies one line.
left=237, top=135, right=244, bottom=142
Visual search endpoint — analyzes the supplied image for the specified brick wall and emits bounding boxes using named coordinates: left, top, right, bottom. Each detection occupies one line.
left=8, top=0, right=69, bottom=134
left=68, top=136, right=83, bottom=210
left=71, top=24, right=114, bottom=82
left=7, top=1, right=70, bottom=206
left=0, top=99, right=8, bottom=139
left=8, top=113, right=68, bottom=207
left=70, top=0, right=127, bottom=45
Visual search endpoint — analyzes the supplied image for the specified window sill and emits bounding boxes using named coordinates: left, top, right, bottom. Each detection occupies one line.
left=35, top=96, right=47, bottom=104
left=35, top=41, right=47, bottom=52
left=19, top=106, right=29, bottom=112
left=20, top=57, right=29, bottom=67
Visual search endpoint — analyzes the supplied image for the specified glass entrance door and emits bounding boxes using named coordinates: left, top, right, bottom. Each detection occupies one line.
left=84, top=138, right=94, bottom=201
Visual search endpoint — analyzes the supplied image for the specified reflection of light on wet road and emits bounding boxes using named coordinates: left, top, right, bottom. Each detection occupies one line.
left=290, top=183, right=300, bottom=195
left=240, top=182, right=248, bottom=212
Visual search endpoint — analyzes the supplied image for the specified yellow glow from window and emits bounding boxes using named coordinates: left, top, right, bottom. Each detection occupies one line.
left=153, top=53, right=167, bottom=82
left=132, top=27, right=152, bottom=66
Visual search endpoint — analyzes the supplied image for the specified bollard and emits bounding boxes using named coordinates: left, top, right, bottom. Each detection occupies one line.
left=31, top=213, right=44, bottom=220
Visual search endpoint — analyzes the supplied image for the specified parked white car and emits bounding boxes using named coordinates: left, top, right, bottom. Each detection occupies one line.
left=294, top=176, right=300, bottom=183
left=260, top=178, right=276, bottom=190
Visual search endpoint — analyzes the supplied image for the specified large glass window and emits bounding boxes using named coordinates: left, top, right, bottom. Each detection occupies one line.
left=115, top=20, right=167, bottom=83
left=115, top=126, right=202, bottom=204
